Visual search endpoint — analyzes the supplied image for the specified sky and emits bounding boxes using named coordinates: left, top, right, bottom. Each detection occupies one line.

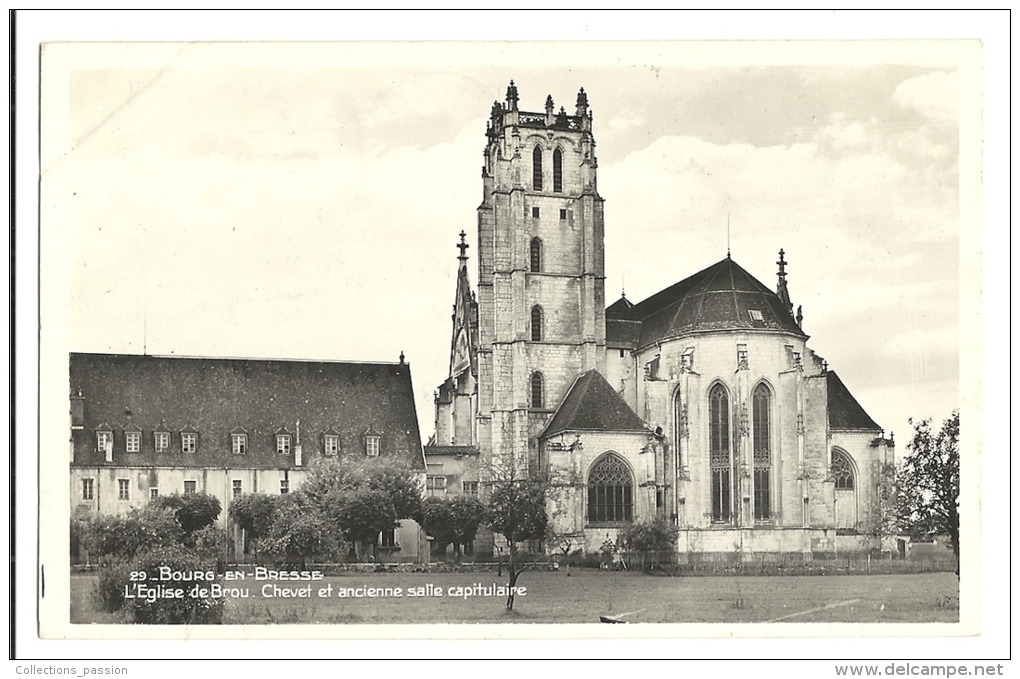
left=50, top=43, right=969, bottom=453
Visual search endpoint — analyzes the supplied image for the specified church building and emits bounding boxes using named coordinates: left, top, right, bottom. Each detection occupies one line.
left=427, top=82, right=895, bottom=560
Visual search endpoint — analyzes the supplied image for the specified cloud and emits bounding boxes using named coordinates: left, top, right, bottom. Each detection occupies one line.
left=894, top=71, right=958, bottom=123
left=600, top=130, right=959, bottom=442
left=605, top=109, right=643, bottom=133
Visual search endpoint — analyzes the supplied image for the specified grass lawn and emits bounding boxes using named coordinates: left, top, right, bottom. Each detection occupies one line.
left=71, top=569, right=959, bottom=625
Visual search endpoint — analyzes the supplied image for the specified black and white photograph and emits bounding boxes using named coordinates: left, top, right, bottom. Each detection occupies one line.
left=19, top=11, right=1006, bottom=665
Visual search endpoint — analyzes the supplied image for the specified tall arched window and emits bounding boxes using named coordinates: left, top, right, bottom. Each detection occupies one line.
left=530, top=305, right=543, bottom=342
left=752, top=383, right=772, bottom=520
left=530, top=237, right=542, bottom=272
left=587, top=453, right=633, bottom=523
left=552, top=148, right=563, bottom=193
left=709, top=383, right=732, bottom=522
left=530, top=372, right=544, bottom=409
left=532, top=146, right=543, bottom=191
left=832, top=449, right=857, bottom=530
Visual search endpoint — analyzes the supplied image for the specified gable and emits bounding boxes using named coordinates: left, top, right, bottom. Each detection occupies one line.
left=542, top=370, right=648, bottom=439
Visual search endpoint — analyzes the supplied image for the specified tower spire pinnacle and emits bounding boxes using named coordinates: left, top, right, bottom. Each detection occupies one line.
left=457, top=230, right=469, bottom=264
left=777, top=248, right=793, bottom=312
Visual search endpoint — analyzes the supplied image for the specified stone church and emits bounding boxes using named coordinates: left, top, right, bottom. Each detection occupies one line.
left=426, top=82, right=895, bottom=559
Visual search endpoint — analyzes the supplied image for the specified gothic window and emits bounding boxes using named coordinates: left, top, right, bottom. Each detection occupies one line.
left=587, top=453, right=633, bottom=523
left=531, top=305, right=543, bottom=341
left=832, top=449, right=858, bottom=530
left=532, top=146, right=543, bottom=191
left=832, top=450, right=855, bottom=490
left=530, top=372, right=544, bottom=409
left=553, top=148, right=563, bottom=192
left=752, top=383, right=772, bottom=521
left=530, top=237, right=542, bottom=272
left=709, top=383, right=732, bottom=522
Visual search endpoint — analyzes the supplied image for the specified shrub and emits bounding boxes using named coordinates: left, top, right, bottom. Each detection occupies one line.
left=75, top=506, right=183, bottom=564
left=190, top=524, right=227, bottom=570
left=128, top=545, right=224, bottom=625
left=93, top=559, right=133, bottom=613
left=618, top=519, right=678, bottom=572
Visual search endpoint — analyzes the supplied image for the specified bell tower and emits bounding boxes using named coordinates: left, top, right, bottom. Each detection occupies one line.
left=475, top=81, right=607, bottom=472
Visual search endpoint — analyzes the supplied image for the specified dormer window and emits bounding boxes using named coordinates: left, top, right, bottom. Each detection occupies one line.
left=232, top=431, right=248, bottom=455
left=748, top=309, right=764, bottom=322
left=125, top=428, right=141, bottom=453
left=181, top=429, right=197, bottom=454
left=363, top=425, right=382, bottom=457
left=154, top=427, right=170, bottom=453
left=323, top=429, right=340, bottom=456
left=96, top=425, right=113, bottom=460
left=277, top=434, right=292, bottom=455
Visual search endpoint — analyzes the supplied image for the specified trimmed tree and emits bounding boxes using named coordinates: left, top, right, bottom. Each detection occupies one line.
left=262, top=492, right=341, bottom=569
left=228, top=492, right=280, bottom=560
left=154, top=492, right=222, bottom=534
left=303, top=457, right=422, bottom=560
left=419, top=496, right=487, bottom=561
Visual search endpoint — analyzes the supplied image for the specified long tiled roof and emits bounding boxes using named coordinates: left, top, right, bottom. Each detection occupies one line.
left=542, top=370, right=648, bottom=438
left=423, top=445, right=480, bottom=457
left=606, top=257, right=806, bottom=349
left=69, top=353, right=426, bottom=471
left=827, top=371, right=882, bottom=431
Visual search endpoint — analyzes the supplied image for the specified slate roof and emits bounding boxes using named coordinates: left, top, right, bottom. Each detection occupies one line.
left=69, top=353, right=426, bottom=471
left=606, top=319, right=643, bottom=349
left=606, top=295, right=634, bottom=318
left=542, top=370, right=649, bottom=438
left=827, top=371, right=882, bottom=431
left=606, top=257, right=806, bottom=349
left=423, top=445, right=480, bottom=457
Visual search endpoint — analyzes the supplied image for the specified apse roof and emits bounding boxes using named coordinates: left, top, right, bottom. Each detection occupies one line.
left=608, top=257, right=806, bottom=349
left=542, top=370, right=649, bottom=438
